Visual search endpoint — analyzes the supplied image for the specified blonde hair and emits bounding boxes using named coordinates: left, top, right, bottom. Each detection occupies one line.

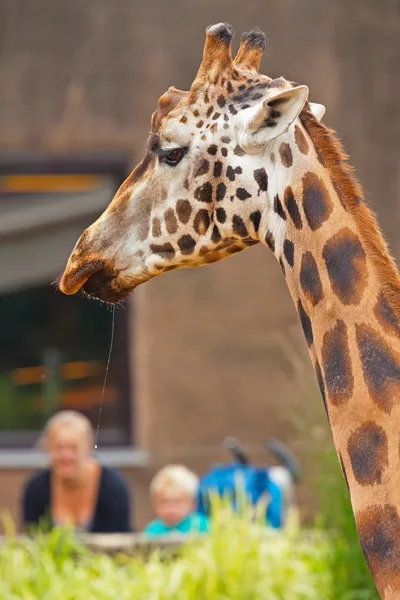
left=38, top=410, right=94, bottom=450
left=150, top=465, right=199, bottom=499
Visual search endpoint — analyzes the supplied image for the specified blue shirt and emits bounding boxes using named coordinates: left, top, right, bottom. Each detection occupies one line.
left=144, top=512, right=209, bottom=537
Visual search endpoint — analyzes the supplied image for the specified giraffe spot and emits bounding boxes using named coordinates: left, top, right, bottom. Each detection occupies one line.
left=223, top=114, right=229, bottom=122
left=273, top=195, right=286, bottom=220
left=213, top=183, right=225, bottom=202
left=315, top=358, right=329, bottom=420
left=238, top=84, right=246, bottom=92
left=221, top=148, right=228, bottom=157
left=214, top=161, right=223, bottom=178
left=195, top=159, right=210, bottom=177
left=226, top=165, right=242, bottom=181
left=164, top=208, right=178, bottom=235
left=339, top=452, right=349, bottom=491
left=253, top=168, right=268, bottom=195
left=216, top=207, right=226, bottom=223
left=284, top=186, right=303, bottom=229
left=279, top=257, right=286, bottom=277
left=206, top=106, right=213, bottom=118
left=356, top=323, right=400, bottom=413
left=233, top=144, right=245, bottom=156
left=323, top=228, right=367, bottom=305
left=302, top=172, right=333, bottom=231
left=180, top=116, right=187, bottom=124
left=211, top=225, right=222, bottom=243
left=265, top=231, right=275, bottom=252
left=279, top=143, right=293, bottom=168
left=300, top=251, right=323, bottom=306
left=193, top=109, right=200, bottom=117
left=357, top=504, right=400, bottom=590
left=233, top=215, right=248, bottom=237
left=283, top=240, right=294, bottom=267
left=270, top=152, right=276, bottom=165
left=150, top=243, right=175, bottom=259
left=322, top=319, right=353, bottom=406
left=212, top=112, right=221, bottom=120
left=134, top=153, right=155, bottom=181
left=347, top=422, right=388, bottom=486
left=193, top=209, right=210, bottom=235
left=374, top=291, right=400, bottom=337
left=176, top=199, right=192, bottom=224
left=250, top=211, right=261, bottom=233
left=228, top=104, right=238, bottom=115
left=152, top=217, right=161, bottom=237
left=221, top=136, right=231, bottom=144
left=194, top=182, right=213, bottom=203
left=217, top=95, right=226, bottom=108
left=236, top=188, right=251, bottom=201
left=297, top=300, right=313, bottom=346
left=178, top=234, right=196, bottom=255
left=196, top=120, right=204, bottom=128
left=226, top=244, right=243, bottom=254
left=294, top=125, right=309, bottom=155
left=207, top=145, right=218, bottom=156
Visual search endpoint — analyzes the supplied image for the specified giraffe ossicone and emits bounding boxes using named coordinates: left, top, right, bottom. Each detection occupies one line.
left=59, top=23, right=400, bottom=600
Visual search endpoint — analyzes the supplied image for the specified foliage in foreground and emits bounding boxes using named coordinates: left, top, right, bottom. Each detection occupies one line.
left=0, top=488, right=379, bottom=600
left=0, top=506, right=328, bottom=600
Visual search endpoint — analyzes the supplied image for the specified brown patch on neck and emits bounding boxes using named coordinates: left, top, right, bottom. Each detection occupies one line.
left=300, top=107, right=400, bottom=322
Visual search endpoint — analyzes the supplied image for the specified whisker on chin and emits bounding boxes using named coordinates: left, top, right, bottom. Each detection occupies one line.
left=51, top=272, right=64, bottom=290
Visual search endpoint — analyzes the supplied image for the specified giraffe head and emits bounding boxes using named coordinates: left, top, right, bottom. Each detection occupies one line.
left=60, top=23, right=325, bottom=303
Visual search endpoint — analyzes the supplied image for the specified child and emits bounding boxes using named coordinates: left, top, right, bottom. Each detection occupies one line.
left=143, top=465, right=209, bottom=537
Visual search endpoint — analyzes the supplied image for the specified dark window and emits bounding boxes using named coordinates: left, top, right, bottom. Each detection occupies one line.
left=0, top=152, right=133, bottom=447
left=0, top=284, right=131, bottom=447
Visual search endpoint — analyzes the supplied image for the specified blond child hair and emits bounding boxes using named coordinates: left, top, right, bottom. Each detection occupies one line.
left=150, top=465, right=199, bottom=499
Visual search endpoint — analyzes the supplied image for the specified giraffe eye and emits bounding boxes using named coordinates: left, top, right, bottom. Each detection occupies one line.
left=159, top=147, right=186, bottom=167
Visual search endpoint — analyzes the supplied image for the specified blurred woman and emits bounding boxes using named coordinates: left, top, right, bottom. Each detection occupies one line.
left=21, top=410, right=132, bottom=533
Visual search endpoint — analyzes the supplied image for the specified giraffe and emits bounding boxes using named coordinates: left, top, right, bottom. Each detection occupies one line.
left=59, top=23, right=400, bottom=599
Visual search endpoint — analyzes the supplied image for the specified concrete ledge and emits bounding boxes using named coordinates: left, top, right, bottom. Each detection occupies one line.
left=0, top=531, right=199, bottom=557
left=0, top=447, right=150, bottom=470
left=78, top=531, right=199, bottom=556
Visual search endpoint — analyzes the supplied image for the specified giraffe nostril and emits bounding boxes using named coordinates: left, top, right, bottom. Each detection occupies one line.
left=59, top=260, right=105, bottom=295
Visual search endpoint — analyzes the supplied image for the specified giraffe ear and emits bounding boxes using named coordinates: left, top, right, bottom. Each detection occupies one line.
left=309, top=102, right=326, bottom=121
left=239, top=85, right=309, bottom=151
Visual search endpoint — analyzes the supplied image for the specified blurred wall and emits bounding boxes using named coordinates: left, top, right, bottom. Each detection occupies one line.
left=0, top=0, right=399, bottom=528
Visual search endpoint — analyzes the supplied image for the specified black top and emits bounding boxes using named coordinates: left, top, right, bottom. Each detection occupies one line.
left=22, top=465, right=132, bottom=533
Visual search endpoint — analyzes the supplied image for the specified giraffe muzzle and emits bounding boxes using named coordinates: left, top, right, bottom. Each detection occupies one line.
left=59, top=260, right=105, bottom=295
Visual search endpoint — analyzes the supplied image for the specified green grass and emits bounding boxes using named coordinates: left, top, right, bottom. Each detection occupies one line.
left=0, top=492, right=377, bottom=600
left=0, top=448, right=381, bottom=600
left=0, top=504, right=333, bottom=600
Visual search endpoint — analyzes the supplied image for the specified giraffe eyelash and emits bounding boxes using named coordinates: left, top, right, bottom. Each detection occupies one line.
left=158, top=146, right=189, bottom=167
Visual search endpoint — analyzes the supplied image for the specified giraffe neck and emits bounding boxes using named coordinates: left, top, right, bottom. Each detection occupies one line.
left=272, top=110, right=400, bottom=600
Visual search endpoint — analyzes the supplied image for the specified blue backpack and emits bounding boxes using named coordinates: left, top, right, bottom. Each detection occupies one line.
left=196, top=438, right=301, bottom=529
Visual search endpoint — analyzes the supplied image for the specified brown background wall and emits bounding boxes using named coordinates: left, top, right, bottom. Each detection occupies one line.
left=0, top=0, right=399, bottom=529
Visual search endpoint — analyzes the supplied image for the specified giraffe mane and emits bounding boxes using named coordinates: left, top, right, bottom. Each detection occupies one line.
left=300, top=107, right=400, bottom=315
